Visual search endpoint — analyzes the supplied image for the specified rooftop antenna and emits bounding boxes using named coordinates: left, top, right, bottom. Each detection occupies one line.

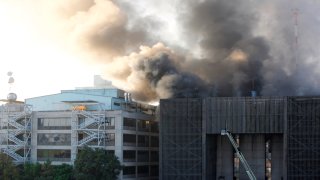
left=292, top=8, right=300, bottom=68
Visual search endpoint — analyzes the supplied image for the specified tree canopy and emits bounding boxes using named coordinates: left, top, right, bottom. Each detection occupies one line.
left=74, top=147, right=121, bottom=180
left=0, top=148, right=121, bottom=180
left=0, top=153, right=19, bottom=180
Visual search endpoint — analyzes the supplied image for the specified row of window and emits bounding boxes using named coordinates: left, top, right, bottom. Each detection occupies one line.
left=78, top=133, right=115, bottom=146
left=37, top=133, right=115, bottom=146
left=123, top=150, right=159, bottom=162
left=37, top=117, right=158, bottom=131
left=37, top=117, right=116, bottom=130
left=36, top=133, right=161, bottom=147
left=38, top=133, right=71, bottom=146
left=38, top=118, right=71, bottom=130
left=123, top=118, right=158, bottom=132
left=123, top=134, right=159, bottom=147
left=37, top=149, right=71, bottom=162
left=123, top=165, right=159, bottom=177
left=36, top=133, right=159, bottom=147
left=78, top=117, right=115, bottom=128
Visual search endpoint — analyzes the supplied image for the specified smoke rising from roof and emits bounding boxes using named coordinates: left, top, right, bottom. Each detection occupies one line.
left=12, top=0, right=320, bottom=102
left=105, top=43, right=210, bottom=101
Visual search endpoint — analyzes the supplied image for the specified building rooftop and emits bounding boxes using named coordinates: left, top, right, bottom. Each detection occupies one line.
left=26, top=87, right=156, bottom=114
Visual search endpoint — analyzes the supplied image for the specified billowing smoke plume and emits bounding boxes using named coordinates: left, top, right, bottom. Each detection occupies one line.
left=14, top=0, right=320, bottom=102
left=106, top=43, right=210, bottom=101
left=59, top=0, right=149, bottom=59
left=180, top=0, right=270, bottom=96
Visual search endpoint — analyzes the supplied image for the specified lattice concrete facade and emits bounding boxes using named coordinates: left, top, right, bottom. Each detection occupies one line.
left=160, top=97, right=320, bottom=180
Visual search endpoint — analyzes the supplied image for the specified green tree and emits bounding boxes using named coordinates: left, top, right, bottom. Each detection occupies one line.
left=22, top=163, right=41, bottom=180
left=22, top=160, right=55, bottom=180
left=22, top=161, right=73, bottom=180
left=74, top=146, right=121, bottom=180
left=37, top=160, right=54, bottom=180
left=0, top=152, right=20, bottom=180
left=53, top=164, right=73, bottom=180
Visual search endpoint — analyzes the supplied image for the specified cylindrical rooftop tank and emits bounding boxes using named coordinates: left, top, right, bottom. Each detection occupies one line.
left=7, top=93, right=17, bottom=102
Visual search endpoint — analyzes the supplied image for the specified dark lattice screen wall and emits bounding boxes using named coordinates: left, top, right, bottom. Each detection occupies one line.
left=160, top=98, right=203, bottom=180
left=287, top=97, right=320, bottom=179
left=204, top=97, right=285, bottom=134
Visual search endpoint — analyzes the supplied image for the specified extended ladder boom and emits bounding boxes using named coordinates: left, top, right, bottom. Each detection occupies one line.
left=221, top=130, right=257, bottom=180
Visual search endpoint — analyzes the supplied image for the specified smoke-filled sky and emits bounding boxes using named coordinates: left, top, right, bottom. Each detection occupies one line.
left=0, top=0, right=320, bottom=103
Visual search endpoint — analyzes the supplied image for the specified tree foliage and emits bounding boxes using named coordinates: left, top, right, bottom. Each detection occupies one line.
left=22, top=163, right=41, bottom=180
left=22, top=161, right=72, bottom=180
left=74, top=147, right=122, bottom=180
left=0, top=148, right=121, bottom=180
left=53, top=164, right=73, bottom=180
left=0, top=153, right=20, bottom=180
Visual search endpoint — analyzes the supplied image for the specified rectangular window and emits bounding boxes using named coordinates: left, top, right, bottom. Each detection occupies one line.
left=150, top=165, right=159, bottom=176
left=38, top=118, right=71, bottom=130
left=105, top=133, right=115, bottom=146
left=150, top=121, right=159, bottom=133
left=138, top=165, right=149, bottom=177
left=137, top=120, right=150, bottom=132
left=137, top=151, right=149, bottom=162
left=105, top=117, right=115, bottom=129
left=123, top=150, right=136, bottom=162
left=123, top=166, right=136, bottom=178
left=78, top=116, right=85, bottom=126
left=37, top=149, right=71, bottom=162
left=123, top=118, right=136, bottom=130
left=37, top=133, right=71, bottom=146
left=151, top=136, right=159, bottom=147
left=123, top=134, right=136, bottom=146
left=150, top=151, right=159, bottom=162
left=138, top=135, right=149, bottom=147
left=83, top=133, right=115, bottom=146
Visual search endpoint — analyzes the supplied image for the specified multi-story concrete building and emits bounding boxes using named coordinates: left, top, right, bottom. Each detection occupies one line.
left=0, top=83, right=159, bottom=179
left=160, top=97, right=320, bottom=180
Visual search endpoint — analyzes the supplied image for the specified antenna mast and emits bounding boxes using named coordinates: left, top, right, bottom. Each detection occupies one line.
left=292, top=8, right=300, bottom=67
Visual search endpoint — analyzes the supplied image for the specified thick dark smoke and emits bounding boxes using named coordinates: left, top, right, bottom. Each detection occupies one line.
left=104, top=43, right=210, bottom=101
left=181, top=0, right=270, bottom=96
left=133, top=52, right=210, bottom=100
left=31, top=0, right=320, bottom=102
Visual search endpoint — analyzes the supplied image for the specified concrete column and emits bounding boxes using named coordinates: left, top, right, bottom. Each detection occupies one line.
left=216, top=135, right=234, bottom=180
left=115, top=114, right=123, bottom=179
left=271, top=134, right=283, bottom=180
left=31, top=112, right=38, bottom=163
left=239, top=134, right=265, bottom=180
left=70, top=113, right=77, bottom=164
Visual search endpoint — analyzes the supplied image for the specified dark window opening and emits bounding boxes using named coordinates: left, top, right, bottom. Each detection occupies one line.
left=123, top=118, right=136, bottom=130
left=137, top=151, right=149, bottom=162
left=123, top=134, right=136, bottom=146
left=123, top=150, right=136, bottom=162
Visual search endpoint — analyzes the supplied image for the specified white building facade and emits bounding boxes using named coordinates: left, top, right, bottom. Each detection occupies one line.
left=0, top=87, right=158, bottom=180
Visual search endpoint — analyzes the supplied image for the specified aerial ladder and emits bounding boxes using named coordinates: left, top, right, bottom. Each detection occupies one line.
left=221, top=129, right=257, bottom=180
